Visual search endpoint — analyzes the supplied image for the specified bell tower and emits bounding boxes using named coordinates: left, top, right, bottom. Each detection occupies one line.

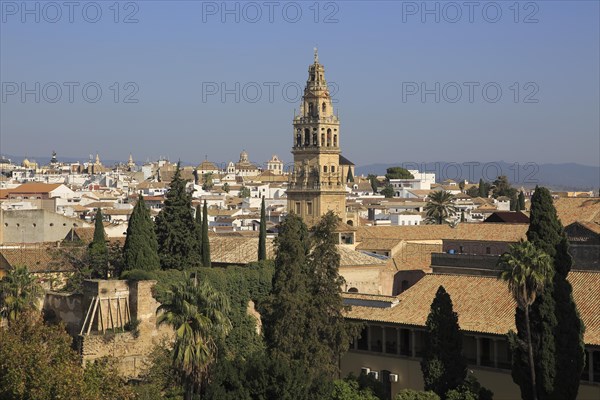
left=287, top=49, right=346, bottom=226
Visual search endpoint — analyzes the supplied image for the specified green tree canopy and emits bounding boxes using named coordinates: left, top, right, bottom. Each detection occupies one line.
left=425, top=191, right=457, bottom=225
left=491, top=175, right=517, bottom=199
left=421, top=286, right=467, bottom=398
left=367, top=174, right=379, bottom=193
left=122, top=196, right=160, bottom=273
left=238, top=186, right=251, bottom=198
left=89, top=208, right=109, bottom=278
left=0, top=266, right=43, bottom=325
left=201, top=201, right=211, bottom=267
left=155, top=163, right=201, bottom=270
left=381, top=184, right=395, bottom=198
left=385, top=167, right=414, bottom=180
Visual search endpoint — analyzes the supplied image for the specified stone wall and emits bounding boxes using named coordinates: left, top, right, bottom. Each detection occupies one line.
left=43, top=291, right=84, bottom=336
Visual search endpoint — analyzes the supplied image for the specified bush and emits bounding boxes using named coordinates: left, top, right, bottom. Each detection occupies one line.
left=395, top=389, right=441, bottom=400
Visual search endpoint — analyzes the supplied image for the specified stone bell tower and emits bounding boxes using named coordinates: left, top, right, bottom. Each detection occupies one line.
left=287, top=49, right=346, bottom=226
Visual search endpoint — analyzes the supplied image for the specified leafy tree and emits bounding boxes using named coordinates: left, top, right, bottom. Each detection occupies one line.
left=258, top=196, right=267, bottom=261
left=202, top=172, right=214, bottom=191
left=329, top=377, right=379, bottom=400
left=491, top=175, right=517, bottom=199
left=155, top=163, right=201, bottom=270
left=222, top=182, right=230, bottom=193
left=523, top=186, right=585, bottom=400
left=346, top=168, right=354, bottom=183
left=499, top=240, right=553, bottom=400
left=157, top=276, right=231, bottom=400
left=83, top=357, right=136, bottom=400
left=367, top=174, right=379, bottom=193
left=385, top=166, right=414, bottom=180
left=263, top=213, right=311, bottom=365
left=201, top=201, right=211, bottom=267
left=122, top=196, right=160, bottom=273
left=518, top=191, right=526, bottom=211
left=458, top=180, right=466, bottom=192
left=381, top=184, right=395, bottom=198
left=421, top=286, right=467, bottom=399
left=466, top=185, right=479, bottom=197
left=395, top=389, right=440, bottom=400
left=0, top=317, right=87, bottom=400
left=0, top=266, right=43, bottom=325
left=307, top=211, right=358, bottom=378
left=238, top=186, right=251, bottom=198
left=425, top=191, right=457, bottom=225
left=89, top=208, right=109, bottom=278
left=134, top=343, right=184, bottom=400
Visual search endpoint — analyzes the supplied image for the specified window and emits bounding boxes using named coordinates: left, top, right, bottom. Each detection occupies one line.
left=486, top=246, right=491, bottom=254
left=295, top=202, right=301, bottom=214
left=322, top=102, right=326, bottom=113
left=459, top=246, right=464, bottom=253
left=307, top=202, right=313, bottom=215
left=323, top=166, right=328, bottom=173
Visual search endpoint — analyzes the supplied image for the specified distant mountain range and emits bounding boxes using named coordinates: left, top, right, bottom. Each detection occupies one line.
left=2, top=154, right=598, bottom=191
left=355, top=161, right=599, bottom=191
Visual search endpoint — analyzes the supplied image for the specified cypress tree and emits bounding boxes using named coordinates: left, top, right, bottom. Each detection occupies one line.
left=258, top=197, right=267, bottom=261
left=346, top=168, right=354, bottom=183
left=510, top=193, right=518, bottom=211
left=263, top=213, right=311, bottom=365
left=201, top=200, right=211, bottom=267
left=421, top=286, right=467, bottom=399
left=195, top=204, right=203, bottom=259
left=522, top=187, right=584, bottom=400
left=307, top=211, right=357, bottom=378
left=478, top=178, right=486, bottom=198
left=122, top=196, right=160, bottom=272
left=89, top=208, right=109, bottom=278
left=519, top=191, right=526, bottom=211
left=155, top=162, right=201, bottom=270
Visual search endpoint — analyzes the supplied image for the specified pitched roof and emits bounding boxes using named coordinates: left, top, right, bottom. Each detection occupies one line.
left=210, top=236, right=275, bottom=265
left=10, top=183, right=63, bottom=193
left=337, top=245, right=388, bottom=267
left=553, top=198, right=600, bottom=226
left=484, top=211, right=530, bottom=224
left=0, top=245, right=84, bottom=273
left=356, top=224, right=528, bottom=243
left=344, top=271, right=600, bottom=345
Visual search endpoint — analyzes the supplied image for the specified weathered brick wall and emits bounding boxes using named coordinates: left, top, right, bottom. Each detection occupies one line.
left=43, top=292, right=84, bottom=336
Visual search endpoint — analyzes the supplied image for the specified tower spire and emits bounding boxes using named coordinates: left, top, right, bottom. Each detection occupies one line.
left=314, top=47, right=319, bottom=63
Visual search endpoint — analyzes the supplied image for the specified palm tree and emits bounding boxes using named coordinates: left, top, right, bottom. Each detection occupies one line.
left=498, top=240, right=553, bottom=400
left=157, top=276, right=231, bottom=400
left=425, top=190, right=457, bottom=224
left=0, top=266, right=43, bottom=325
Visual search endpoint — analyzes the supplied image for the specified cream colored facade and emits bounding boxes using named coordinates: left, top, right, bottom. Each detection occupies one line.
left=287, top=50, right=347, bottom=226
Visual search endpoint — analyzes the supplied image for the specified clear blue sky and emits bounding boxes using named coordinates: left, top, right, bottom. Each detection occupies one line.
left=1, top=0, right=599, bottom=168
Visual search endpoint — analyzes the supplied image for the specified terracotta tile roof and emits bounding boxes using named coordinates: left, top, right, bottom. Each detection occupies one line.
left=345, top=271, right=600, bottom=345
left=569, top=271, right=600, bottom=346
left=0, top=245, right=84, bottom=273
left=337, top=246, right=388, bottom=267
left=356, top=224, right=528, bottom=243
left=554, top=198, right=600, bottom=226
left=11, top=183, right=62, bottom=193
left=390, top=241, right=442, bottom=271
left=576, top=221, right=600, bottom=235
left=210, top=236, right=275, bottom=265
left=355, top=238, right=403, bottom=252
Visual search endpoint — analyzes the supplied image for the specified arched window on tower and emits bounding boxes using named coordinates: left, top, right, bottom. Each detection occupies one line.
left=312, top=131, right=318, bottom=146
left=327, top=129, right=332, bottom=146
left=331, top=166, right=336, bottom=173
left=308, top=103, right=314, bottom=116
left=304, top=129, right=310, bottom=146
left=321, top=133, right=325, bottom=146
left=333, top=134, right=338, bottom=147
left=322, top=102, right=326, bottom=113
left=323, top=166, right=328, bottom=173
left=296, top=131, right=302, bottom=147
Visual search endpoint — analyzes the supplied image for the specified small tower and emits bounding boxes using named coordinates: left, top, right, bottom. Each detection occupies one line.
left=127, top=153, right=135, bottom=171
left=287, top=49, right=346, bottom=226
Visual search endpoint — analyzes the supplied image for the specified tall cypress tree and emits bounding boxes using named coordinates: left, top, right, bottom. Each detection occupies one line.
left=478, top=178, right=487, bottom=197
left=521, top=186, right=584, bottom=400
left=421, top=286, right=467, bottom=399
left=89, top=208, right=109, bottom=278
left=155, top=163, right=201, bottom=270
left=263, top=213, right=311, bottom=365
left=258, top=197, right=267, bottom=261
left=307, top=211, right=357, bottom=379
left=122, top=196, right=160, bottom=272
left=201, top=200, right=211, bottom=267
left=518, top=191, right=526, bottom=211
left=195, top=204, right=203, bottom=259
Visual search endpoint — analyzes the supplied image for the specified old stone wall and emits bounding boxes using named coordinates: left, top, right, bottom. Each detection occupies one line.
left=43, top=291, right=84, bottom=336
